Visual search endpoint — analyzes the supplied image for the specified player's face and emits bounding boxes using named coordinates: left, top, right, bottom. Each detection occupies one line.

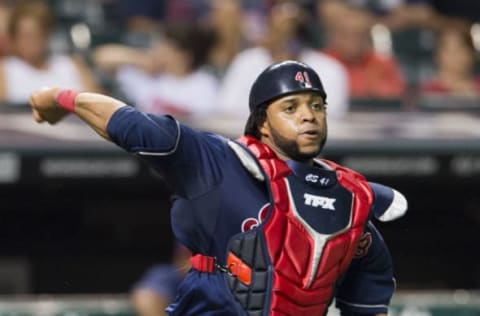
left=12, top=17, right=49, bottom=62
left=260, top=92, right=327, bottom=163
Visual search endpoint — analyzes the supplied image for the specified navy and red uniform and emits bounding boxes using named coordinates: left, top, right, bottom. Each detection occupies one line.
left=107, top=107, right=406, bottom=315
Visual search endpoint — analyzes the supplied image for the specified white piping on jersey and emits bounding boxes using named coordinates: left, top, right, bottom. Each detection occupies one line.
left=335, top=298, right=388, bottom=309
left=137, top=119, right=181, bottom=156
left=227, top=140, right=265, bottom=181
left=285, top=179, right=354, bottom=288
left=378, top=189, right=408, bottom=222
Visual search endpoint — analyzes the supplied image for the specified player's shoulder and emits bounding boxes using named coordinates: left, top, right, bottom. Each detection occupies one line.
left=319, top=159, right=408, bottom=221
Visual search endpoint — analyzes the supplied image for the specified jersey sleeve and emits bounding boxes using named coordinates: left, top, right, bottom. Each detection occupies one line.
left=106, top=106, right=226, bottom=199
left=369, top=182, right=408, bottom=222
left=107, top=106, right=181, bottom=153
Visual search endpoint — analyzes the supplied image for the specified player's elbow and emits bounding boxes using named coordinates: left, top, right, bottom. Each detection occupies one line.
left=377, top=189, right=408, bottom=222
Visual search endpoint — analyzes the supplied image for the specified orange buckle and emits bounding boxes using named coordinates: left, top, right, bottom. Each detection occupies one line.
left=227, top=252, right=252, bottom=286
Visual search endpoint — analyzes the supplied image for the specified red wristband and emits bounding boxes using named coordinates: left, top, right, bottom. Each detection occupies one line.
left=56, top=89, right=79, bottom=112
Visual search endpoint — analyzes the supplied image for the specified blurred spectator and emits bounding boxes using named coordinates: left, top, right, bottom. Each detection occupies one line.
left=115, top=0, right=209, bottom=33
left=322, top=7, right=406, bottom=99
left=93, top=22, right=218, bottom=117
left=205, top=0, right=251, bottom=78
left=420, top=29, right=480, bottom=96
left=164, top=0, right=209, bottom=22
left=114, top=0, right=257, bottom=78
left=317, top=0, right=466, bottom=33
left=0, top=1, right=12, bottom=56
left=429, top=0, right=480, bottom=25
left=131, top=243, right=191, bottom=316
left=317, top=0, right=476, bottom=90
left=115, top=0, right=166, bottom=34
left=217, top=0, right=349, bottom=121
left=0, top=1, right=101, bottom=104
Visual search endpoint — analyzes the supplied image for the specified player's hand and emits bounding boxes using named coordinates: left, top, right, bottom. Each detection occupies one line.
left=29, top=87, right=70, bottom=124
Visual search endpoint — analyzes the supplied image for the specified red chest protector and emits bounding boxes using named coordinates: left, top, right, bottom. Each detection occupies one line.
left=191, top=136, right=373, bottom=315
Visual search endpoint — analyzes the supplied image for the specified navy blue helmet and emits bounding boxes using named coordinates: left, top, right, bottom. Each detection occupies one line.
left=248, top=60, right=327, bottom=112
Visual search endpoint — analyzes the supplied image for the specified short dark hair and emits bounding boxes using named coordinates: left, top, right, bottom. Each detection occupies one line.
left=243, top=103, right=269, bottom=139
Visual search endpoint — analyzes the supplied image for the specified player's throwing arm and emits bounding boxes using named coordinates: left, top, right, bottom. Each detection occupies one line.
left=29, top=87, right=126, bottom=139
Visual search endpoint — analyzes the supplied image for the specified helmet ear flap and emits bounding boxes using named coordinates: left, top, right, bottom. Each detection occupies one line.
left=248, top=60, right=327, bottom=112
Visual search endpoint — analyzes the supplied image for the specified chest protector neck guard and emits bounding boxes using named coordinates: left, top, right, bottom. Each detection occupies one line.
left=222, top=136, right=374, bottom=316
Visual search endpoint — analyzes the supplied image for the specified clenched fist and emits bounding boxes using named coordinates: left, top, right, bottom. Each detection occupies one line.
left=29, top=86, right=69, bottom=124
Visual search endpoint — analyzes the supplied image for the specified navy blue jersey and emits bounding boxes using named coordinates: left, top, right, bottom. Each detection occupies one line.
left=133, top=264, right=185, bottom=302
left=107, top=106, right=404, bottom=315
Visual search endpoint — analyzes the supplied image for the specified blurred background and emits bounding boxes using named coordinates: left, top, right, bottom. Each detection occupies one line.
left=0, top=0, right=480, bottom=315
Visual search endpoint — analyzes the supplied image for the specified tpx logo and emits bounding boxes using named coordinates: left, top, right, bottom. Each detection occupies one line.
left=295, top=71, right=312, bottom=88
left=241, top=204, right=269, bottom=232
left=304, top=193, right=336, bottom=210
